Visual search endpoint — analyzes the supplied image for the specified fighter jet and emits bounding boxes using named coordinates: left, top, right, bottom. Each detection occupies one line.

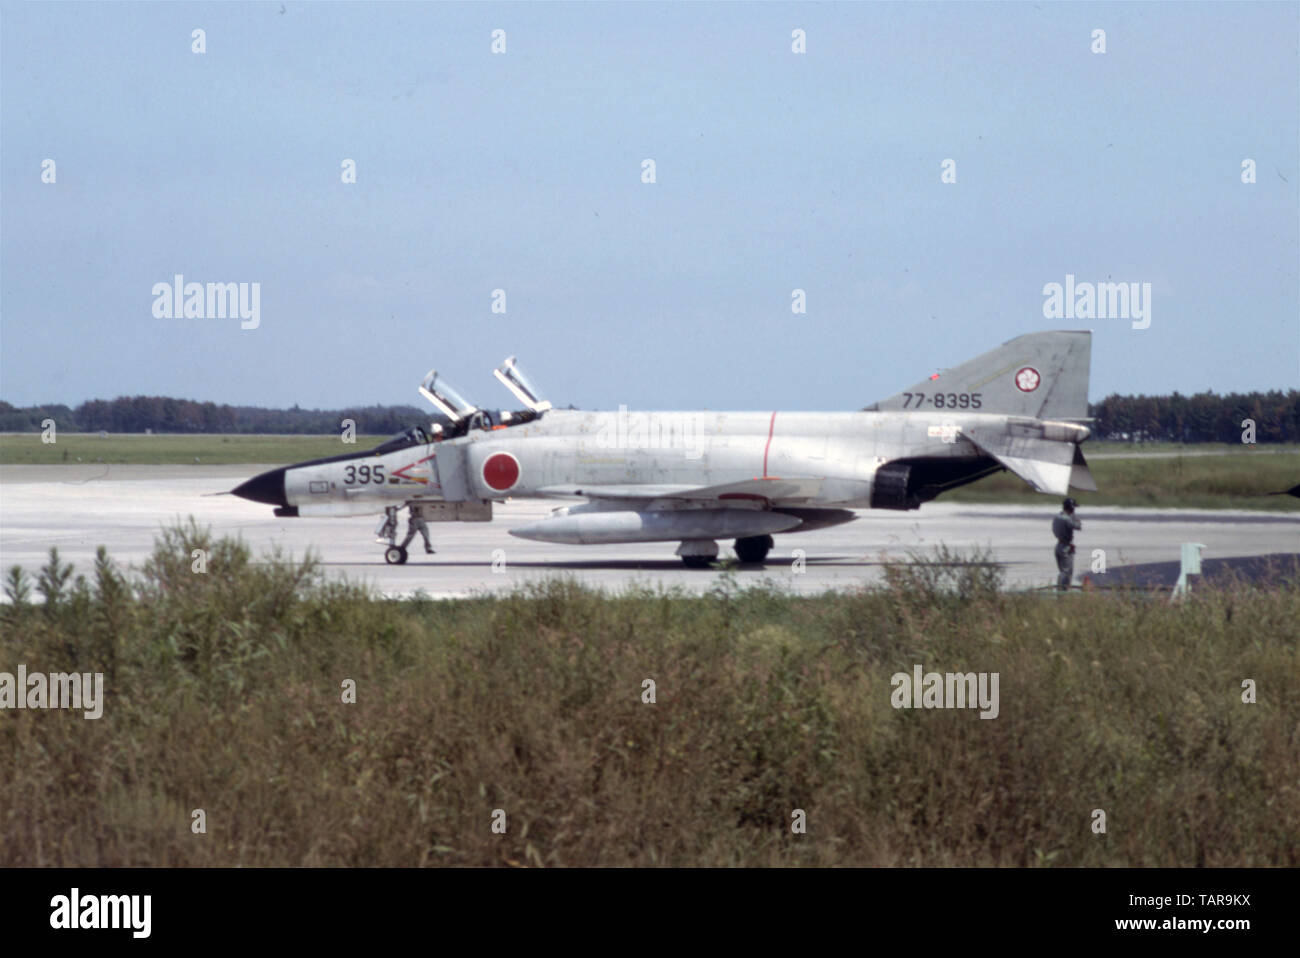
left=231, top=331, right=1098, bottom=567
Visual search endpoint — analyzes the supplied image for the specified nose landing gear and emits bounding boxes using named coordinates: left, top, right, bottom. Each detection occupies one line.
left=377, top=506, right=409, bottom=564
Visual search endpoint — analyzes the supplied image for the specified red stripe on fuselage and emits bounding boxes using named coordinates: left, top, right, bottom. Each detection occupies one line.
left=763, top=411, right=777, bottom=478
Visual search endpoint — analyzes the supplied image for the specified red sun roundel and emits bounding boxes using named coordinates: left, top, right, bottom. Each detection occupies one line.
left=1014, top=367, right=1041, bottom=392
left=482, top=452, right=520, bottom=491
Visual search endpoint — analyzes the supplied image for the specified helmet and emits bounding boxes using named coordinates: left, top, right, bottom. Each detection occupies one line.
left=1062, top=497, right=1077, bottom=513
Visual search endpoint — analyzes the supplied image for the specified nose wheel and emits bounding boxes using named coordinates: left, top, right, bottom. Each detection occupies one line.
left=378, top=506, right=408, bottom=564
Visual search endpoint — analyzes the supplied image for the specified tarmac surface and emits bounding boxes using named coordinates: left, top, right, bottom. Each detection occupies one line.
left=2, top=464, right=1297, bottom=598
left=1086, top=553, right=1300, bottom=589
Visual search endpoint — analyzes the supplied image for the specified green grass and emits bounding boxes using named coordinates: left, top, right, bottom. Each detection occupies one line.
left=1085, top=440, right=1300, bottom=456
left=2, top=524, right=1296, bottom=867
left=947, top=449, right=1300, bottom=511
left=0, top=433, right=386, bottom=465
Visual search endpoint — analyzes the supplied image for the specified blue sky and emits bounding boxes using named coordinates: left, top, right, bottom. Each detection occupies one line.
left=2, top=1, right=1296, bottom=412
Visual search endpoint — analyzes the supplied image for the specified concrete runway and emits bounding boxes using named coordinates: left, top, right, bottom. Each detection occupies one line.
left=2, top=464, right=1297, bottom=598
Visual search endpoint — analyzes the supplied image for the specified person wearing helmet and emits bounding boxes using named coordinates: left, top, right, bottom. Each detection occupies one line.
left=1052, top=497, right=1082, bottom=590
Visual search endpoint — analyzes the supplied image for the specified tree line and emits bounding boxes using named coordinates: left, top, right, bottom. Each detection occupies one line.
left=1088, top=390, right=1298, bottom=443
left=1, top=389, right=1297, bottom=442
left=0, top=397, right=430, bottom=436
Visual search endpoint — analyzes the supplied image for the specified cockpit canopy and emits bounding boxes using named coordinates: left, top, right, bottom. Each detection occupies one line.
left=418, top=371, right=478, bottom=423
left=493, top=356, right=551, bottom=413
left=372, top=425, right=432, bottom=455
left=415, top=357, right=551, bottom=435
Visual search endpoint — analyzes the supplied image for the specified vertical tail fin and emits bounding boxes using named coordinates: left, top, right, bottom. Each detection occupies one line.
left=867, top=330, right=1092, bottom=420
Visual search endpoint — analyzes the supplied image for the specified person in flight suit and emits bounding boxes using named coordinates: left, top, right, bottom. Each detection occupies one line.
left=1052, top=497, right=1082, bottom=590
left=401, top=509, right=436, bottom=554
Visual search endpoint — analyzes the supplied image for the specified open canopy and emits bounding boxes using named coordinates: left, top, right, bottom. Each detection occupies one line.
left=418, top=371, right=478, bottom=422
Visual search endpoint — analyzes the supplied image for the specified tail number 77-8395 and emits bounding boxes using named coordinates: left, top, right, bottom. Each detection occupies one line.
left=901, top=392, right=982, bottom=409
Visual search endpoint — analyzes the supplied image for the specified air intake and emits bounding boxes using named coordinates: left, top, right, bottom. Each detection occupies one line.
left=870, top=462, right=919, bottom=511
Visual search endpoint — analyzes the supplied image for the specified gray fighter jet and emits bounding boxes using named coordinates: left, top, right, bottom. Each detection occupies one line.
left=232, top=331, right=1097, bottom=567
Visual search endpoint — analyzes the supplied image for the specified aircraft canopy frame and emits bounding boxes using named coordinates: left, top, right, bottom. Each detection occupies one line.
left=419, top=370, right=479, bottom=422
left=493, top=356, right=552, bottom=413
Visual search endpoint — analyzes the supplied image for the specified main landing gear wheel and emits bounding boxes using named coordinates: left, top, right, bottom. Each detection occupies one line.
left=733, top=534, right=774, bottom=564
left=676, top=538, right=719, bottom=568
left=385, top=546, right=409, bottom=565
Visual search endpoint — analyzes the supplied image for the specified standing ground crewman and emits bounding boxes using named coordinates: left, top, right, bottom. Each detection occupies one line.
left=1052, top=497, right=1081, bottom=590
left=401, top=508, right=436, bottom=555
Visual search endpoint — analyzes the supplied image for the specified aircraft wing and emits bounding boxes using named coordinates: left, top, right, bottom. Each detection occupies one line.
left=963, top=426, right=1096, bottom=496
left=535, top=476, right=824, bottom=503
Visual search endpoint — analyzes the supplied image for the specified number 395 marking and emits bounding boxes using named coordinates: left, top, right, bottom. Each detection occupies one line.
left=901, top=392, right=981, bottom=409
left=343, top=464, right=385, bottom=484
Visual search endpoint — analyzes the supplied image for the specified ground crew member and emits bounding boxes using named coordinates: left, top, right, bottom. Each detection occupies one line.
left=401, top=508, right=436, bottom=554
left=1052, top=497, right=1081, bottom=590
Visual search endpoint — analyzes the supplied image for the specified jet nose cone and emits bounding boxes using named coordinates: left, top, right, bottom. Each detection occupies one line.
left=232, top=467, right=287, bottom=507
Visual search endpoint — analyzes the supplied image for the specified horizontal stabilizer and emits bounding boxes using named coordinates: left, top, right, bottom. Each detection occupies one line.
left=991, top=455, right=1073, bottom=496
left=1070, top=445, right=1098, bottom=492
left=963, top=426, right=1078, bottom=496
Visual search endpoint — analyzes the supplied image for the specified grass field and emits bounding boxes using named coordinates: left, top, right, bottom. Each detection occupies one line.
left=2, top=433, right=1296, bottom=510
left=1, top=525, right=1297, bottom=867
left=945, top=449, right=1300, bottom=511
left=1085, top=440, right=1300, bottom=456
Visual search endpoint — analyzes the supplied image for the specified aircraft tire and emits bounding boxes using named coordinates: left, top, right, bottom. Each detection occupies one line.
left=385, top=546, right=409, bottom=565
left=680, top=555, right=713, bottom=569
left=733, top=534, right=774, bottom=564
